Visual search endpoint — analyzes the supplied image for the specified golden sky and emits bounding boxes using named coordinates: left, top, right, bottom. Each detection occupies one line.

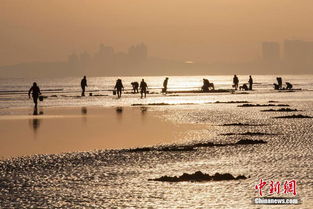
left=1, top=0, right=312, bottom=66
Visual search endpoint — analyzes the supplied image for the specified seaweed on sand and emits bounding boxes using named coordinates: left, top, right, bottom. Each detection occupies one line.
left=220, top=132, right=276, bottom=136
left=238, top=104, right=289, bottom=107
left=261, top=108, right=299, bottom=112
left=214, top=101, right=249, bottom=104
left=125, top=139, right=267, bottom=153
left=274, top=114, right=312, bottom=119
left=221, top=123, right=266, bottom=126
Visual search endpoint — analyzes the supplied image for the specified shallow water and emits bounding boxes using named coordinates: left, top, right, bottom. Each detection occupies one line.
left=1, top=75, right=313, bottom=109
left=0, top=75, right=313, bottom=208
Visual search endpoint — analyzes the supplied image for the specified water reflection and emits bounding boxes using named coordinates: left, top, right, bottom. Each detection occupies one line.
left=116, top=107, right=123, bottom=122
left=81, top=107, right=87, bottom=124
left=140, top=107, right=148, bottom=122
left=140, top=107, right=148, bottom=114
left=81, top=107, right=88, bottom=115
left=116, top=107, right=123, bottom=113
left=30, top=108, right=43, bottom=134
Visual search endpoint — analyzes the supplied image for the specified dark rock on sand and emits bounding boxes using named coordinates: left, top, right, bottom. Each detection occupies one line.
left=149, top=171, right=247, bottom=182
left=274, top=114, right=312, bottom=119
left=261, top=108, right=299, bottom=112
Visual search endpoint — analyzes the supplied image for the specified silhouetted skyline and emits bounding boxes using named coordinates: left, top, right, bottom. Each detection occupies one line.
left=1, top=0, right=313, bottom=77
left=1, top=39, right=313, bottom=78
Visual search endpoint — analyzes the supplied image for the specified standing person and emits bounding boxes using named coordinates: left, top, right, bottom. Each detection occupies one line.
left=162, top=77, right=169, bottom=94
left=114, top=79, right=124, bottom=98
left=81, top=76, right=88, bottom=96
left=28, top=82, right=41, bottom=109
left=233, top=75, right=239, bottom=90
left=276, top=77, right=282, bottom=90
left=248, top=75, right=253, bottom=90
left=140, top=79, right=148, bottom=98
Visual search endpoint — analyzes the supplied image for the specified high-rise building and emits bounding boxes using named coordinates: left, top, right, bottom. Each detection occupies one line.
left=283, top=40, right=313, bottom=68
left=128, top=43, right=148, bottom=61
left=262, top=42, right=280, bottom=63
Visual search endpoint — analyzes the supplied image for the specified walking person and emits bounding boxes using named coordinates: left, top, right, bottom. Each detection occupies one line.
left=114, top=79, right=124, bottom=98
left=248, top=75, right=253, bottom=90
left=140, top=79, right=148, bottom=98
left=81, top=76, right=88, bottom=96
left=233, top=75, right=239, bottom=90
left=28, top=82, right=41, bottom=109
left=162, top=77, right=169, bottom=94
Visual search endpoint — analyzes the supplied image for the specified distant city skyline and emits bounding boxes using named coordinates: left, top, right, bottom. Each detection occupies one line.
left=1, top=39, right=313, bottom=78
left=2, top=0, right=313, bottom=68
left=261, top=39, right=313, bottom=73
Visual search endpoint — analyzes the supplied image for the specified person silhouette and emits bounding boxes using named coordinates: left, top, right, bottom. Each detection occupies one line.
left=140, top=79, right=148, bottom=98
left=28, top=82, right=41, bottom=109
left=248, top=75, right=253, bottom=90
left=286, top=82, right=293, bottom=89
left=114, top=79, right=124, bottom=98
left=233, top=75, right=239, bottom=90
left=162, top=77, right=169, bottom=94
left=81, top=76, right=88, bottom=96
left=131, top=82, right=139, bottom=93
left=276, top=77, right=282, bottom=90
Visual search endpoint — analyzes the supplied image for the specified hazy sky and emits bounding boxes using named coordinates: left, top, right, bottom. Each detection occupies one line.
left=1, top=0, right=313, bottom=66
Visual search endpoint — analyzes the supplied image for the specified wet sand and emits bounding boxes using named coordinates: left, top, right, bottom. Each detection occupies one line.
left=0, top=106, right=195, bottom=159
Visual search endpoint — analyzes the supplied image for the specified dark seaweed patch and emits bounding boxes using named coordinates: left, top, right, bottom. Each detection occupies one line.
left=274, top=114, right=312, bottom=119
left=125, top=139, right=267, bottom=153
left=215, top=101, right=249, bottom=104
left=220, top=132, right=276, bottom=136
left=149, top=171, right=247, bottom=182
left=261, top=108, right=299, bottom=112
left=221, top=123, right=266, bottom=126
left=238, top=104, right=289, bottom=107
